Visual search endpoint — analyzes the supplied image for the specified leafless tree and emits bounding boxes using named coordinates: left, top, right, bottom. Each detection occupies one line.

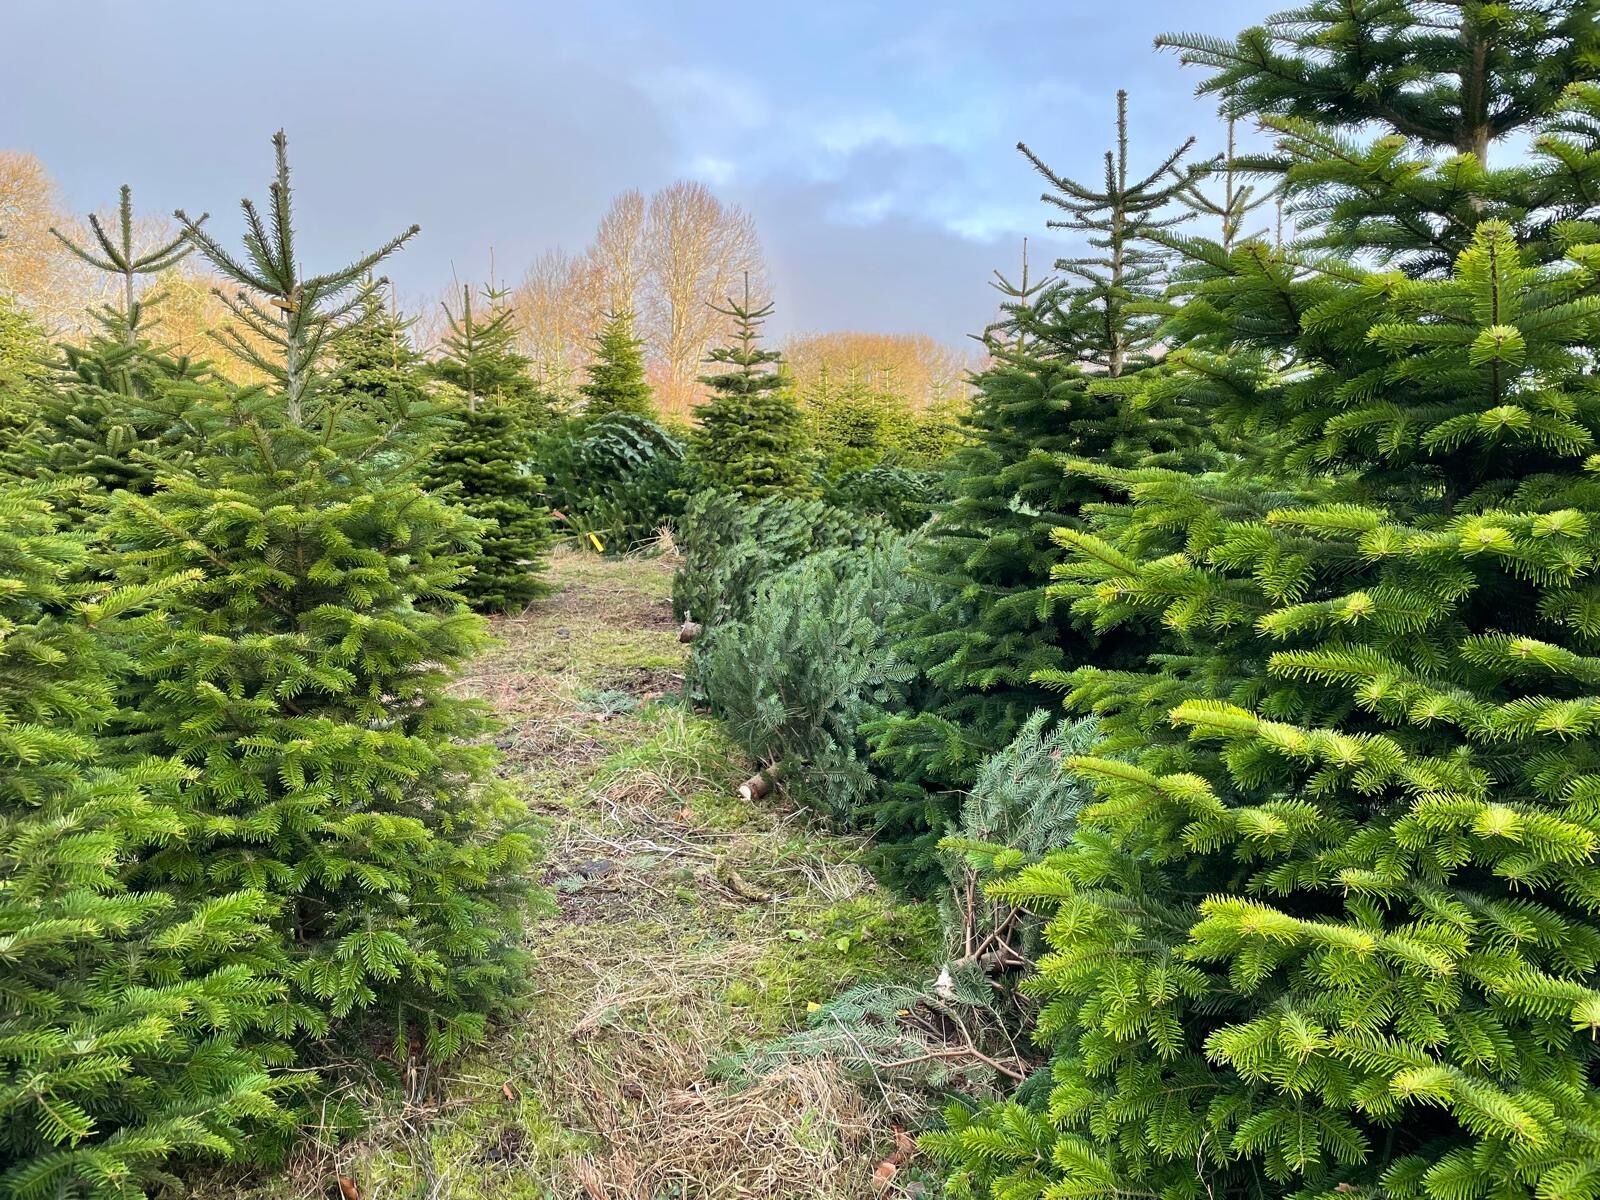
left=587, top=188, right=646, bottom=318
left=641, top=180, right=766, bottom=411
left=513, top=247, right=600, bottom=392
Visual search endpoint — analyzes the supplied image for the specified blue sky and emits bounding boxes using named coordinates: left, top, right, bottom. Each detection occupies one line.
left=5, top=0, right=1273, bottom=343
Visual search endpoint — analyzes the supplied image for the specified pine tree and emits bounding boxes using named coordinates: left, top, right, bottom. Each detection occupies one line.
left=928, top=8, right=1600, bottom=1198
left=12, top=187, right=211, bottom=508
left=425, top=284, right=553, bottom=611
left=0, top=477, right=287, bottom=1199
left=104, top=132, right=537, bottom=1059
left=686, top=280, right=813, bottom=499
left=869, top=98, right=1215, bottom=889
left=577, top=308, right=653, bottom=420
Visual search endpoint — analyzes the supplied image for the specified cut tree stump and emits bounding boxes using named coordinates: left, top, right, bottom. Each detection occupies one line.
left=738, top=765, right=782, bottom=802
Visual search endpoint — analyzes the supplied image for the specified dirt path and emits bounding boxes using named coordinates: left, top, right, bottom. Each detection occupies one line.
left=231, top=549, right=937, bottom=1200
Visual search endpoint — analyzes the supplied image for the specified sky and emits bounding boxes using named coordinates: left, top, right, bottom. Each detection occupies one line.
left=4, top=0, right=1273, bottom=345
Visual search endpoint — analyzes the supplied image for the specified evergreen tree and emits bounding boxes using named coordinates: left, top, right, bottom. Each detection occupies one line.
left=12, top=187, right=210, bottom=508
left=0, top=295, right=49, bottom=440
left=1178, top=118, right=1280, bottom=250
left=329, top=281, right=430, bottom=418
left=869, top=97, right=1214, bottom=889
left=1170, top=0, right=1600, bottom=272
left=0, top=477, right=287, bottom=1199
left=425, top=284, right=553, bottom=611
left=105, top=132, right=537, bottom=1059
left=428, top=283, right=553, bottom=427
left=928, top=8, right=1600, bottom=1198
left=686, top=280, right=813, bottom=499
left=577, top=308, right=653, bottom=420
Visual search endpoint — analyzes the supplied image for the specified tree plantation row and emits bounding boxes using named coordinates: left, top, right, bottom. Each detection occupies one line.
left=8, top=2, right=1600, bottom=1199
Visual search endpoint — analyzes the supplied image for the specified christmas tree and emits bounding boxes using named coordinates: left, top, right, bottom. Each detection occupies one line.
left=578, top=308, right=654, bottom=420
left=686, top=279, right=813, bottom=499
left=0, top=296, right=49, bottom=439
left=928, top=6, right=1600, bottom=1197
left=105, top=132, right=537, bottom=1059
left=13, top=186, right=210, bottom=510
left=869, top=95, right=1215, bottom=889
left=427, top=283, right=553, bottom=426
left=0, top=476, right=287, bottom=1199
left=425, top=284, right=554, bottom=611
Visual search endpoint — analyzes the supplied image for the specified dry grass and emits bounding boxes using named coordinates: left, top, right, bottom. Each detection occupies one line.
left=213, top=547, right=938, bottom=1200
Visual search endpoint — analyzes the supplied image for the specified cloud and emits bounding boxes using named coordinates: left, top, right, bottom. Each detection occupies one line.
left=3, top=0, right=1277, bottom=346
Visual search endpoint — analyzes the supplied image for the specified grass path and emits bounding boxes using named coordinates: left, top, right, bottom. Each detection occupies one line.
left=230, top=549, right=938, bottom=1200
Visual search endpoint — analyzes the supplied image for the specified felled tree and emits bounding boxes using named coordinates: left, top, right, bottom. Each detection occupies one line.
left=0, top=477, right=286, bottom=1200
left=686, top=280, right=813, bottom=499
left=928, top=8, right=1600, bottom=1197
left=105, top=132, right=537, bottom=1059
left=870, top=99, right=1214, bottom=889
left=13, top=186, right=210, bottom=508
left=578, top=308, right=653, bottom=420
left=425, top=284, right=553, bottom=611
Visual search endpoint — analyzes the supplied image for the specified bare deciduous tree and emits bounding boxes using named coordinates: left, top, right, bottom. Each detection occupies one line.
left=784, top=330, right=977, bottom=410
left=641, top=181, right=766, bottom=412
left=513, top=247, right=601, bottom=392
left=587, top=189, right=646, bottom=318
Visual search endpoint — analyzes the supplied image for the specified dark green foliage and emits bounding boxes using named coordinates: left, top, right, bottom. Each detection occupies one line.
left=671, top=489, right=871, bottom=631
left=0, top=478, right=288, bottom=1199
left=819, top=462, right=939, bottom=531
left=1161, top=0, right=1600, bottom=272
left=108, top=133, right=538, bottom=1061
left=15, top=328, right=208, bottom=508
left=687, top=287, right=812, bottom=499
left=329, top=284, right=430, bottom=419
left=873, top=96, right=1219, bottom=886
left=577, top=309, right=653, bottom=420
left=425, top=402, right=553, bottom=612
left=428, top=284, right=554, bottom=428
left=534, top=410, right=685, bottom=553
left=696, top=536, right=922, bottom=823
left=928, top=10, right=1600, bottom=1197
left=11, top=187, right=210, bottom=510
left=0, top=295, right=50, bottom=437
left=424, top=284, right=553, bottom=611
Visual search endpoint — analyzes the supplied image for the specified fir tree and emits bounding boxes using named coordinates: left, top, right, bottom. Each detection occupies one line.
left=429, top=283, right=553, bottom=427
left=0, top=477, right=287, bottom=1199
left=578, top=308, right=653, bottom=420
left=870, top=98, right=1214, bottom=889
left=1164, top=0, right=1600, bottom=272
left=104, top=132, right=538, bottom=1058
left=13, top=187, right=210, bottom=508
left=425, top=284, right=553, bottom=610
left=0, top=294, right=49, bottom=439
left=686, top=280, right=813, bottom=499
left=929, top=9, right=1600, bottom=1198
left=1178, top=118, right=1280, bottom=249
